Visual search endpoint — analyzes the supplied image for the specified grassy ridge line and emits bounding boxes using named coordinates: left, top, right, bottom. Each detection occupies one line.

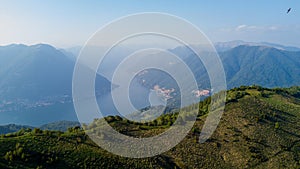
left=0, top=85, right=299, bottom=168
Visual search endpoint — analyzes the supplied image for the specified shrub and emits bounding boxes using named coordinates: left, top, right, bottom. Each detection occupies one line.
left=275, top=122, right=280, bottom=129
left=16, top=128, right=26, bottom=136
left=67, top=126, right=82, bottom=133
left=105, top=116, right=116, bottom=123
left=32, top=128, right=43, bottom=135
left=3, top=143, right=27, bottom=161
left=115, top=115, right=123, bottom=121
left=4, top=151, right=13, bottom=161
left=43, top=130, right=52, bottom=136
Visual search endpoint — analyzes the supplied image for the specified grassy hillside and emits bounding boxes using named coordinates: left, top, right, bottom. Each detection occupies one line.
left=0, top=86, right=299, bottom=168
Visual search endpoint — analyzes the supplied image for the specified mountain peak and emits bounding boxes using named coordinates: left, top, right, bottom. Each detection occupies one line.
left=0, top=43, right=57, bottom=51
left=5, top=44, right=28, bottom=48
left=29, top=43, right=58, bottom=52
left=215, top=40, right=300, bottom=52
left=30, top=43, right=57, bottom=51
left=232, top=44, right=275, bottom=51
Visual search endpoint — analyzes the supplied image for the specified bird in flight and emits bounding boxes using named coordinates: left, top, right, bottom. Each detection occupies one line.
left=287, top=8, right=291, bottom=13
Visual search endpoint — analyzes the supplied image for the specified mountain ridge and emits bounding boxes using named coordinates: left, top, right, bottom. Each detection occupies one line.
left=221, top=45, right=300, bottom=88
left=0, top=44, right=112, bottom=125
left=0, top=120, right=81, bottom=134
left=1, top=42, right=300, bottom=125
left=214, top=40, right=300, bottom=52
left=137, top=44, right=300, bottom=92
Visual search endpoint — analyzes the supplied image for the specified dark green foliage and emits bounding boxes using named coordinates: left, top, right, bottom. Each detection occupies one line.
left=192, top=127, right=200, bottom=135
left=3, top=143, right=27, bottom=162
left=67, top=126, right=82, bottom=134
left=32, top=128, right=43, bottom=135
left=104, top=116, right=117, bottom=123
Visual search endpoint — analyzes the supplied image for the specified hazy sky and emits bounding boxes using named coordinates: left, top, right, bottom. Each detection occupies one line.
left=1, top=0, right=300, bottom=48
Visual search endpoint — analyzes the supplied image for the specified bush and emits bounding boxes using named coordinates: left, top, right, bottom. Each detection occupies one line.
left=32, top=128, right=43, bottom=135
left=105, top=116, right=116, bottom=123
left=4, top=143, right=27, bottom=161
left=67, top=126, right=82, bottom=133
left=43, top=130, right=52, bottom=136
left=115, top=115, right=123, bottom=121
left=16, top=128, right=26, bottom=136
left=4, top=151, right=13, bottom=161
left=275, top=122, right=280, bottom=129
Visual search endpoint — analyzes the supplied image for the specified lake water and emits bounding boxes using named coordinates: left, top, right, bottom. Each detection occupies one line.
left=0, top=78, right=163, bottom=126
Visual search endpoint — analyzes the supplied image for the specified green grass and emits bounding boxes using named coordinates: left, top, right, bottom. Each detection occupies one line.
left=0, top=86, right=299, bottom=168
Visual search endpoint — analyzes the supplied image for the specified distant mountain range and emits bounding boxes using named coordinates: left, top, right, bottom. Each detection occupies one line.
left=0, top=44, right=74, bottom=100
left=0, top=41, right=299, bottom=126
left=61, top=40, right=300, bottom=57
left=39, top=120, right=80, bottom=131
left=0, top=44, right=111, bottom=125
left=136, top=42, right=300, bottom=93
left=214, top=40, right=300, bottom=52
left=0, top=124, right=34, bottom=134
left=0, top=120, right=80, bottom=134
left=0, top=43, right=111, bottom=100
left=221, top=45, right=300, bottom=88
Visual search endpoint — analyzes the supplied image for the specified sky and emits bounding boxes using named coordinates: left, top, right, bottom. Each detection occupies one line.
left=0, top=0, right=300, bottom=48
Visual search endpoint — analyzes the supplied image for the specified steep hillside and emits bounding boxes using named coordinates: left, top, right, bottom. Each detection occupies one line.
left=0, top=44, right=111, bottom=125
left=0, top=86, right=299, bottom=168
left=0, top=44, right=111, bottom=100
left=137, top=45, right=300, bottom=91
left=222, top=46, right=300, bottom=88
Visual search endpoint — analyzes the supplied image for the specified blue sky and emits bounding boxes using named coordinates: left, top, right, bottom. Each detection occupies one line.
left=0, top=0, right=299, bottom=48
